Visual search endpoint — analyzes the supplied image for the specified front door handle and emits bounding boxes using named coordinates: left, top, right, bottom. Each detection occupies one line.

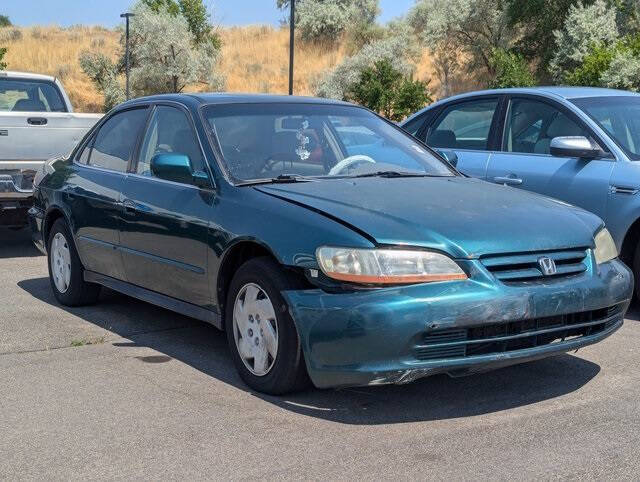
left=27, top=117, right=48, bottom=126
left=493, top=175, right=523, bottom=186
left=122, top=199, right=137, bottom=214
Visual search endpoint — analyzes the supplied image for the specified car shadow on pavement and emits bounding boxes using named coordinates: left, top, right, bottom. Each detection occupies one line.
left=19, top=276, right=602, bottom=425
left=0, top=227, right=42, bottom=259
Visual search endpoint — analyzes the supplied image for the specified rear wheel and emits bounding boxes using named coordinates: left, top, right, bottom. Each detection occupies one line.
left=225, top=257, right=309, bottom=394
left=47, top=218, right=100, bottom=306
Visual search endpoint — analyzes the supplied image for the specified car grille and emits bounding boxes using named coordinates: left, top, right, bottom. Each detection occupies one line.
left=414, top=304, right=622, bottom=361
left=480, top=248, right=588, bottom=282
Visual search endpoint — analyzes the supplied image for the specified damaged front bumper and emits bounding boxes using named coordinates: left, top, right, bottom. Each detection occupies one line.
left=283, top=256, right=633, bottom=389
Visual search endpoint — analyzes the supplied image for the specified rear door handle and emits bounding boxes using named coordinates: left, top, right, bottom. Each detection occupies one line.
left=27, top=117, right=48, bottom=126
left=493, top=175, right=523, bottom=186
left=122, top=199, right=137, bottom=214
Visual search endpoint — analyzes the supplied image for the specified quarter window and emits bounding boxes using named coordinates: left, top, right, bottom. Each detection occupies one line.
left=137, top=105, right=205, bottom=179
left=88, top=108, right=148, bottom=173
left=76, top=136, right=93, bottom=164
left=427, top=99, right=499, bottom=150
left=504, top=99, right=589, bottom=155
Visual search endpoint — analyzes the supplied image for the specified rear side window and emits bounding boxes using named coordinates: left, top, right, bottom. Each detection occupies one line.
left=137, top=105, right=205, bottom=178
left=427, top=99, right=499, bottom=150
left=0, top=78, right=67, bottom=112
left=88, top=108, right=148, bottom=173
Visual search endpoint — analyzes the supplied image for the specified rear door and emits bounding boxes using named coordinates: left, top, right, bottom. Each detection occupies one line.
left=119, top=104, right=213, bottom=307
left=70, top=106, right=150, bottom=280
left=486, top=95, right=613, bottom=219
left=418, top=96, right=502, bottom=178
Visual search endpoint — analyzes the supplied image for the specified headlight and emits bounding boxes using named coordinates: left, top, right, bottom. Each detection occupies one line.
left=316, top=246, right=467, bottom=284
left=594, top=228, right=617, bottom=264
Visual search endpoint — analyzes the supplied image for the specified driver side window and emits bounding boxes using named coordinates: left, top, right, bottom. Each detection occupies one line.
left=137, top=105, right=204, bottom=178
left=503, top=99, right=589, bottom=155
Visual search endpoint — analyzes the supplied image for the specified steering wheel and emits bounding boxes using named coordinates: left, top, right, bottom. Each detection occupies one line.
left=328, top=155, right=375, bottom=176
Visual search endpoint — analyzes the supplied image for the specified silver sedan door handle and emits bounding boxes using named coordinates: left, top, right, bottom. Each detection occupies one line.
left=493, top=175, right=523, bottom=186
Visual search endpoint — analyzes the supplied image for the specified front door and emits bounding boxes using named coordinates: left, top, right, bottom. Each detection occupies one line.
left=422, top=97, right=502, bottom=179
left=486, top=97, right=613, bottom=220
left=119, top=104, right=213, bottom=307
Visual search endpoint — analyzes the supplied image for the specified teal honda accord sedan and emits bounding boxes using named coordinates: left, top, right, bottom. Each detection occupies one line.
left=29, top=93, right=633, bottom=394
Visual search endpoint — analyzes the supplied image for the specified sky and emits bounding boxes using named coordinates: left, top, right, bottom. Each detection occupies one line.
left=1, top=0, right=416, bottom=27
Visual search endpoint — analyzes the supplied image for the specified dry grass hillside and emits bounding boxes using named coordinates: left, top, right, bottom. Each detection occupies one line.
left=0, top=24, right=438, bottom=113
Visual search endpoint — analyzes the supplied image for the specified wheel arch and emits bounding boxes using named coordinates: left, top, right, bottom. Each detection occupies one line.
left=216, top=239, right=281, bottom=330
left=43, top=206, right=71, bottom=249
left=620, top=216, right=640, bottom=267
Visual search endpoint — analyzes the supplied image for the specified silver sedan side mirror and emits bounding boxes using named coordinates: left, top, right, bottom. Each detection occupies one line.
left=550, top=136, right=602, bottom=159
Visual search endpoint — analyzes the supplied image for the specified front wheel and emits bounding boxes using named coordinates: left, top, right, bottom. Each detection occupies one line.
left=47, top=218, right=101, bottom=306
left=225, top=257, right=309, bottom=394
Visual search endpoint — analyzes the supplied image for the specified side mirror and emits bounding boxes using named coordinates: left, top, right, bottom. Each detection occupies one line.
left=435, top=149, right=459, bottom=167
left=550, top=136, right=601, bottom=160
left=150, top=153, right=210, bottom=187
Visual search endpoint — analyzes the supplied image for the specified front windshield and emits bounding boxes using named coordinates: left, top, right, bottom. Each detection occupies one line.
left=202, top=103, right=455, bottom=182
left=572, top=96, right=640, bottom=160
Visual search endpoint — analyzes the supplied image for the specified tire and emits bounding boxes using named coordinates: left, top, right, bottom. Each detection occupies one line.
left=225, top=257, right=310, bottom=394
left=47, top=218, right=101, bottom=306
left=633, top=244, right=640, bottom=301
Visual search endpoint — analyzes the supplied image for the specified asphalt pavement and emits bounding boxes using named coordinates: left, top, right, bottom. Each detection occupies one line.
left=2, top=227, right=640, bottom=480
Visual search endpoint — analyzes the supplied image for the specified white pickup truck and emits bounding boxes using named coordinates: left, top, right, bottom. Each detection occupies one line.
left=0, top=71, right=102, bottom=227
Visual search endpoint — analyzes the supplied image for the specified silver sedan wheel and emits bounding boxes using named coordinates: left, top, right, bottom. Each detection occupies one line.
left=50, top=232, right=72, bottom=294
left=232, top=283, right=279, bottom=376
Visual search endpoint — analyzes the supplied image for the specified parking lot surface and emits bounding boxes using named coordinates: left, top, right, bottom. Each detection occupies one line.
left=2, top=227, right=640, bottom=480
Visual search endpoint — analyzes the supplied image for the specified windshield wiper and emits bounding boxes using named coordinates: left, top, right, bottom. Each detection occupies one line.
left=349, top=170, right=434, bottom=179
left=237, top=174, right=315, bottom=186
left=270, top=174, right=314, bottom=183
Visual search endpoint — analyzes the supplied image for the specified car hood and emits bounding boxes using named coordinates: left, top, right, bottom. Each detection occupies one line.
left=255, top=176, right=602, bottom=258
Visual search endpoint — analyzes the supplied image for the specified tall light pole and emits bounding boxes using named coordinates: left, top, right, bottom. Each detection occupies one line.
left=120, top=12, right=135, bottom=100
left=288, top=0, right=295, bottom=95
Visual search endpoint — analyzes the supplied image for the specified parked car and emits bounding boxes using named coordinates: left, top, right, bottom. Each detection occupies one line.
left=402, top=87, right=640, bottom=297
left=0, top=71, right=102, bottom=228
left=29, top=94, right=632, bottom=394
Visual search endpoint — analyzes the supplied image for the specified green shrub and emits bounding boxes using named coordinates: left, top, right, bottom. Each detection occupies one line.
left=488, top=48, right=536, bottom=88
left=564, top=43, right=617, bottom=86
left=279, top=0, right=379, bottom=43
left=0, top=15, right=10, bottom=28
left=0, top=47, right=6, bottom=70
left=346, top=59, right=432, bottom=121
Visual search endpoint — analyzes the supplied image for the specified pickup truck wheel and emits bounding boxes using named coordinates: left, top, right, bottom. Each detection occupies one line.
left=225, top=257, right=310, bottom=394
left=47, top=219, right=100, bottom=306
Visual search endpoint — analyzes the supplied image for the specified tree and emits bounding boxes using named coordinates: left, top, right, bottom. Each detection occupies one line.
left=346, top=59, right=431, bottom=121
left=142, top=0, right=221, bottom=47
left=487, top=48, right=536, bottom=88
left=80, top=1, right=224, bottom=111
left=0, top=47, right=6, bottom=71
left=79, top=52, right=124, bottom=111
left=549, top=0, right=619, bottom=81
left=505, top=0, right=591, bottom=80
left=316, top=24, right=419, bottom=99
left=0, top=15, right=11, bottom=27
left=277, top=0, right=379, bottom=42
left=409, top=0, right=513, bottom=82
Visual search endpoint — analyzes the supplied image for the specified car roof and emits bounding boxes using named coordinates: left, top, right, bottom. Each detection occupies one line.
left=401, top=86, right=640, bottom=126
left=0, top=70, right=57, bottom=82
left=439, top=86, right=640, bottom=102
left=120, top=92, right=353, bottom=108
